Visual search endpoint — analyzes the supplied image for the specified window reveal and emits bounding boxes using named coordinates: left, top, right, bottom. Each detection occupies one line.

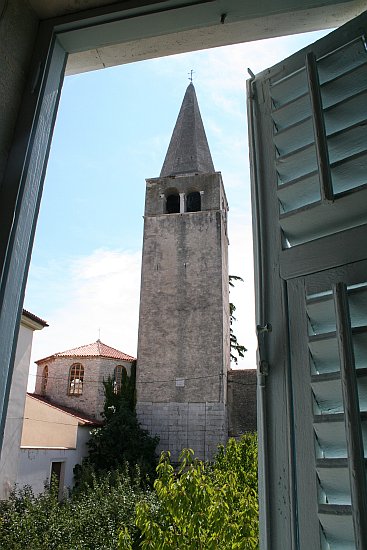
left=41, top=365, right=48, bottom=395
left=68, top=363, right=84, bottom=395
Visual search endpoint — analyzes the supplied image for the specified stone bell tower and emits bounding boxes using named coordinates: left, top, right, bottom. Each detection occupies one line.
left=136, top=83, right=230, bottom=461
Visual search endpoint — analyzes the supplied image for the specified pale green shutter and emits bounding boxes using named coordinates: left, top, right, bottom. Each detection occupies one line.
left=248, top=10, right=367, bottom=550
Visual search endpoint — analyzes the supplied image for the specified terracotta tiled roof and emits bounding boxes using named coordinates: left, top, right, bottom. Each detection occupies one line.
left=36, top=339, right=135, bottom=364
left=28, top=393, right=103, bottom=426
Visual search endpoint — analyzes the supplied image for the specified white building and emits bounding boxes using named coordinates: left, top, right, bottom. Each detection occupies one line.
left=0, top=310, right=47, bottom=499
left=18, top=393, right=101, bottom=499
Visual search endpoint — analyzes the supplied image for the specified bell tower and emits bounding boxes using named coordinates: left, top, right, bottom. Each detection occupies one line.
left=136, top=83, right=230, bottom=461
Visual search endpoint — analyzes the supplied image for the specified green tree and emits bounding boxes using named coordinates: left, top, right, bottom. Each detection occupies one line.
left=229, top=275, right=247, bottom=364
left=75, top=362, right=159, bottom=487
left=122, top=434, right=258, bottom=550
left=0, top=468, right=155, bottom=549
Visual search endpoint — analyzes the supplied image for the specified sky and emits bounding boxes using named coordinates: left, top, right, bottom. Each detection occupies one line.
left=24, top=28, right=330, bottom=390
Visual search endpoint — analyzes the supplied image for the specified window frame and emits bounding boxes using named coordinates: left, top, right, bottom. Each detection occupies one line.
left=0, top=5, right=365, bottom=549
left=68, top=363, right=84, bottom=396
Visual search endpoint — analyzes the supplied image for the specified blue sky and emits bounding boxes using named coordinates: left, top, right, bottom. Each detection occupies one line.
left=25, top=29, right=329, bottom=389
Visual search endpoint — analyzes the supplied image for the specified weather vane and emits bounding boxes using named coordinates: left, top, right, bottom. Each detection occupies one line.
left=188, top=69, right=195, bottom=83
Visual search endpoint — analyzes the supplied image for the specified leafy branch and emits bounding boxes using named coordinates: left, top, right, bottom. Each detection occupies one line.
left=229, top=275, right=247, bottom=365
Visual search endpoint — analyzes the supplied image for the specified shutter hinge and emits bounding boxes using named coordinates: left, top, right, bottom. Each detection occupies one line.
left=257, top=323, right=272, bottom=376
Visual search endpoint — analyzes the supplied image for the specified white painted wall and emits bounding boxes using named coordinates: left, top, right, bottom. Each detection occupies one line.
left=0, top=318, right=45, bottom=499
left=17, top=425, right=91, bottom=496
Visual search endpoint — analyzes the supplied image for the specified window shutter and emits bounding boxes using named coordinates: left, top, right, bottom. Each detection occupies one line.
left=248, top=10, right=367, bottom=550
left=271, top=34, right=367, bottom=247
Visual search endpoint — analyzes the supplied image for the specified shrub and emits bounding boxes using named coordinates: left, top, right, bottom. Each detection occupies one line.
left=120, top=434, right=258, bottom=550
left=0, top=467, right=155, bottom=549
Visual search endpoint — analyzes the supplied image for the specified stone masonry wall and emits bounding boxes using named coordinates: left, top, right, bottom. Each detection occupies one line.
left=227, top=369, right=257, bottom=436
left=137, top=401, right=227, bottom=462
left=35, top=357, right=132, bottom=420
left=137, top=209, right=227, bottom=403
left=137, top=171, right=229, bottom=459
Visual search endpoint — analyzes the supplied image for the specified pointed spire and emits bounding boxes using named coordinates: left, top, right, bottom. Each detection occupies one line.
left=160, top=83, right=215, bottom=177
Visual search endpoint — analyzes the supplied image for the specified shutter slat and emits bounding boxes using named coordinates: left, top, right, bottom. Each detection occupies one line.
left=271, top=93, right=311, bottom=131
left=270, top=67, right=308, bottom=107
left=279, top=185, right=367, bottom=246
left=321, top=62, right=367, bottom=109
left=313, top=373, right=367, bottom=413
left=328, top=122, right=367, bottom=166
left=309, top=337, right=340, bottom=374
left=312, top=377, right=343, bottom=414
left=317, top=36, right=367, bottom=84
left=273, top=116, right=313, bottom=156
left=318, top=505, right=354, bottom=550
left=277, top=171, right=320, bottom=213
left=325, top=89, right=367, bottom=135
left=310, top=333, right=367, bottom=374
left=307, top=295, right=335, bottom=335
left=276, top=143, right=318, bottom=184
left=314, top=414, right=367, bottom=458
left=332, top=150, right=367, bottom=195
left=307, top=286, right=367, bottom=335
left=317, top=462, right=351, bottom=504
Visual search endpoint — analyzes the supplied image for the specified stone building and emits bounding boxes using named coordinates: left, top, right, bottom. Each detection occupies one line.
left=34, top=340, right=135, bottom=420
left=136, top=83, right=231, bottom=461
left=227, top=369, right=257, bottom=437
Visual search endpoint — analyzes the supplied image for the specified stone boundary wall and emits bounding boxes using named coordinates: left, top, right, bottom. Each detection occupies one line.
left=227, top=369, right=257, bottom=436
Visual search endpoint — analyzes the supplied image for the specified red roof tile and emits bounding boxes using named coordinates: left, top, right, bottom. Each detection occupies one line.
left=28, top=393, right=103, bottom=426
left=36, top=339, right=135, bottom=364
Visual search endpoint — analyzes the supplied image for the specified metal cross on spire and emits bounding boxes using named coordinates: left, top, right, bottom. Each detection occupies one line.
left=188, top=69, right=195, bottom=83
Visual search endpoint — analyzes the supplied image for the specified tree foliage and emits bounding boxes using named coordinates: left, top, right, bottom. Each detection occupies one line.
left=229, top=275, right=247, bottom=364
left=0, top=436, right=258, bottom=549
left=74, top=362, right=159, bottom=488
left=0, top=468, right=155, bottom=550
left=120, top=434, right=258, bottom=550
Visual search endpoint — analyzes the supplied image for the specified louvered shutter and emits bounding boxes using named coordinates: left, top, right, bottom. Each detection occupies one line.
left=248, top=11, right=367, bottom=550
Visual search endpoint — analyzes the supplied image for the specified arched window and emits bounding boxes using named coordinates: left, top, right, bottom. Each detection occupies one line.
left=41, top=365, right=48, bottom=395
left=186, top=191, right=201, bottom=212
left=68, top=363, right=84, bottom=395
left=166, top=193, right=180, bottom=214
left=114, top=365, right=127, bottom=394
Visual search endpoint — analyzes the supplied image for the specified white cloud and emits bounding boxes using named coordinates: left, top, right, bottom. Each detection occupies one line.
left=27, top=248, right=141, bottom=391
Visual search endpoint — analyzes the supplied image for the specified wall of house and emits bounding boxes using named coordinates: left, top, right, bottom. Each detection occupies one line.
left=35, top=357, right=132, bottom=419
left=227, top=369, right=257, bottom=436
left=18, top=426, right=91, bottom=496
left=0, top=323, right=36, bottom=499
left=21, top=395, right=79, bottom=448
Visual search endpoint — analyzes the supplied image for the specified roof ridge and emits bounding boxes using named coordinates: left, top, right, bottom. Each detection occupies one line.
left=36, top=339, right=136, bottom=364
